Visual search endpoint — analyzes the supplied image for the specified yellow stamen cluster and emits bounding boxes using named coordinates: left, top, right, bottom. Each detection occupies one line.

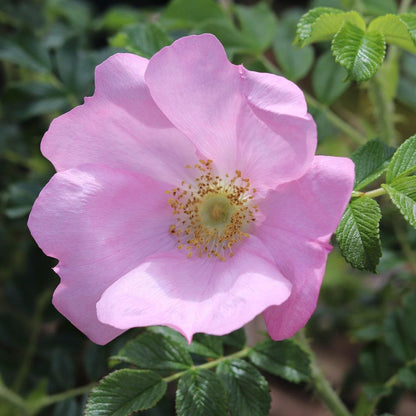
left=166, top=160, right=258, bottom=261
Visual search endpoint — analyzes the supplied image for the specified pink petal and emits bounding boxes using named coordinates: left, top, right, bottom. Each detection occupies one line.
left=255, top=156, right=355, bottom=339
left=236, top=104, right=316, bottom=191
left=145, top=34, right=243, bottom=174
left=41, top=53, right=198, bottom=185
left=240, top=69, right=308, bottom=118
left=97, top=236, right=291, bottom=342
left=28, top=165, right=175, bottom=344
left=146, top=34, right=316, bottom=188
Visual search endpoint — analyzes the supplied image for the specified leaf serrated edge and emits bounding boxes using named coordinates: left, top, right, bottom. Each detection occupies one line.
left=386, top=135, right=416, bottom=183
left=335, top=197, right=382, bottom=272
left=85, top=369, right=167, bottom=416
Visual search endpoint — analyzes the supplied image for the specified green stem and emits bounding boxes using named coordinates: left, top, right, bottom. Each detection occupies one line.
left=351, top=187, right=387, bottom=199
left=13, top=289, right=51, bottom=392
left=399, top=0, right=413, bottom=13
left=0, top=382, right=30, bottom=416
left=296, top=331, right=352, bottom=416
left=164, top=346, right=251, bottom=383
left=259, top=56, right=365, bottom=144
left=33, top=383, right=97, bottom=413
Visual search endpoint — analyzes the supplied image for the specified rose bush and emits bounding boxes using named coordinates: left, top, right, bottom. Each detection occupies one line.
left=28, top=34, right=354, bottom=345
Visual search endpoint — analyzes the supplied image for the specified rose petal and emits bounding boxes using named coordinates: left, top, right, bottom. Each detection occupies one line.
left=256, top=156, right=355, bottom=339
left=97, top=236, right=291, bottom=342
left=28, top=165, right=175, bottom=344
left=42, top=53, right=198, bottom=185
left=145, top=34, right=242, bottom=174
left=236, top=104, right=316, bottom=191
left=146, top=34, right=316, bottom=187
left=240, top=68, right=308, bottom=118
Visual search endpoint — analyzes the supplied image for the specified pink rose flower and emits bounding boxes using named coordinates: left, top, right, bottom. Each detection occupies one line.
left=28, top=34, right=354, bottom=345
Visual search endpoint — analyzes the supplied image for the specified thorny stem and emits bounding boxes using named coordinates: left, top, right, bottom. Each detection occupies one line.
left=258, top=55, right=365, bottom=145
left=295, top=330, right=353, bottom=416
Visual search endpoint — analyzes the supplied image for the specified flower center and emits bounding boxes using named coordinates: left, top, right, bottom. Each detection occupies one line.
left=167, top=160, right=257, bottom=261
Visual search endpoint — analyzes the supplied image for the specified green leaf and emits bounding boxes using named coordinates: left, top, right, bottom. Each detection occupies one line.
left=0, top=33, right=51, bottom=73
left=148, top=326, right=223, bottom=358
left=369, top=14, right=416, bottom=54
left=383, top=177, right=416, bottom=229
left=248, top=339, right=311, bottom=383
left=296, top=7, right=344, bottom=44
left=351, top=138, right=396, bottom=190
left=274, top=10, right=314, bottom=81
left=312, top=50, right=350, bottom=104
left=385, top=134, right=416, bottom=183
left=332, top=22, right=386, bottom=81
left=235, top=2, right=277, bottom=52
left=109, top=23, right=171, bottom=58
left=176, top=369, right=227, bottom=416
left=220, top=328, right=246, bottom=349
left=111, top=331, right=193, bottom=371
left=216, top=359, right=270, bottom=416
left=296, top=8, right=365, bottom=46
left=85, top=369, right=167, bottom=416
left=335, top=197, right=382, bottom=272
left=191, top=334, right=224, bottom=358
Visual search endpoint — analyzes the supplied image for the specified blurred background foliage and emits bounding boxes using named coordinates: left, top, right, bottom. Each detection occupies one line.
left=1, top=0, right=416, bottom=415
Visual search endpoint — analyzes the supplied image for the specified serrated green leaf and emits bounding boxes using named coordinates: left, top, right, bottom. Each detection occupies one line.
left=386, top=135, right=416, bottom=182
left=335, top=197, right=382, bottom=272
left=85, top=369, right=167, bottom=416
left=109, top=23, right=171, bottom=58
left=176, top=369, right=227, bottom=416
left=296, top=7, right=344, bottom=44
left=296, top=8, right=365, bottom=46
left=248, top=339, right=311, bottom=383
left=274, top=10, right=314, bottom=81
left=235, top=2, right=277, bottom=52
left=0, top=33, right=51, bottom=73
left=383, top=177, right=416, bottom=229
left=216, top=359, right=270, bottom=416
left=369, top=14, right=416, bottom=54
left=351, top=138, right=396, bottom=190
left=220, top=328, right=246, bottom=349
left=332, top=22, right=386, bottom=81
left=312, top=50, right=351, bottom=104
left=191, top=334, right=223, bottom=358
left=111, top=331, right=193, bottom=371
left=148, top=326, right=223, bottom=358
